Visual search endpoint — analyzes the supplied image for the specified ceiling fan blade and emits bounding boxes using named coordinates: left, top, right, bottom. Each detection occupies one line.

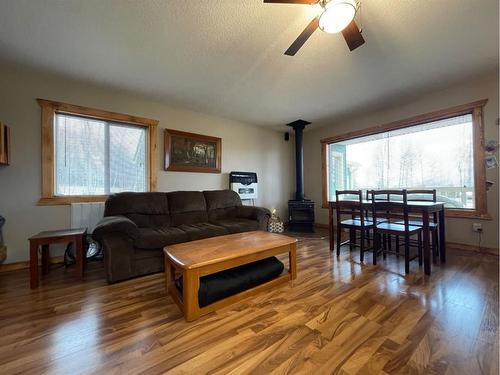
left=263, top=0, right=318, bottom=4
left=341, top=20, right=365, bottom=51
left=284, top=17, right=319, bottom=56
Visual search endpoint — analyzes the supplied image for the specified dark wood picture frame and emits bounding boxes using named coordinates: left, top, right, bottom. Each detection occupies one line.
left=164, top=129, right=222, bottom=173
left=0, top=122, right=10, bottom=166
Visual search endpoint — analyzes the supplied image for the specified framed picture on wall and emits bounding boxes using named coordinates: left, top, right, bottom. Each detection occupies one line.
left=164, top=129, right=221, bottom=173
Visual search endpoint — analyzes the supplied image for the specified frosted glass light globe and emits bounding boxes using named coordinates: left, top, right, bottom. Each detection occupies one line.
left=319, top=0, right=357, bottom=34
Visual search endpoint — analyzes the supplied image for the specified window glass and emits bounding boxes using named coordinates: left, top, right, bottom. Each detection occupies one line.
left=54, top=114, right=147, bottom=196
left=328, top=114, right=474, bottom=208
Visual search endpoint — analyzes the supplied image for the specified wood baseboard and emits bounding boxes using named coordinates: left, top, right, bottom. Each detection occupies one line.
left=0, top=256, right=64, bottom=273
left=446, top=242, right=499, bottom=256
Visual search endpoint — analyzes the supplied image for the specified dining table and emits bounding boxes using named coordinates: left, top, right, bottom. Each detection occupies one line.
left=328, top=200, right=446, bottom=275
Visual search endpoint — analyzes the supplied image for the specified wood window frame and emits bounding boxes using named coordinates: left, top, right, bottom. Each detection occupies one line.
left=37, top=99, right=159, bottom=205
left=320, top=99, right=491, bottom=220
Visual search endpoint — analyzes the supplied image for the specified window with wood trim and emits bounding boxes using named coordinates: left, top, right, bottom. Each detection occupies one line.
left=321, top=100, right=490, bottom=219
left=38, top=99, right=158, bottom=205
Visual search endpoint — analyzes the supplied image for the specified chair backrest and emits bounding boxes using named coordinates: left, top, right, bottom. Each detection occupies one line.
left=366, top=190, right=391, bottom=201
left=370, top=189, right=411, bottom=230
left=407, top=189, right=437, bottom=222
left=406, top=189, right=437, bottom=202
left=335, top=190, right=365, bottom=226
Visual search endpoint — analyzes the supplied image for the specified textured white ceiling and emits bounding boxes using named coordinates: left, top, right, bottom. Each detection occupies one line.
left=0, top=0, right=498, bottom=129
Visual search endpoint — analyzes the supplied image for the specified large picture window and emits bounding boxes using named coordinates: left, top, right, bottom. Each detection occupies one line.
left=38, top=99, right=158, bottom=205
left=321, top=100, right=489, bottom=218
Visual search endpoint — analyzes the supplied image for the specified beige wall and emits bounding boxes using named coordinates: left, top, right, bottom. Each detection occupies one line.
left=0, top=63, right=295, bottom=263
left=304, top=72, right=499, bottom=249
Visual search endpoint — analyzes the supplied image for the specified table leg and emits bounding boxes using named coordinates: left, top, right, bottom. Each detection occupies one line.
left=438, top=209, right=446, bottom=262
left=41, top=244, right=50, bottom=275
left=75, top=235, right=84, bottom=280
left=164, top=256, right=171, bottom=291
left=183, top=269, right=200, bottom=321
left=329, top=204, right=334, bottom=251
left=30, top=241, right=39, bottom=289
left=422, top=211, right=431, bottom=275
left=289, top=242, right=297, bottom=280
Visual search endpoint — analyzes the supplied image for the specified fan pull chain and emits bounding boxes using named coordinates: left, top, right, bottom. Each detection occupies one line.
left=358, top=1, right=363, bottom=33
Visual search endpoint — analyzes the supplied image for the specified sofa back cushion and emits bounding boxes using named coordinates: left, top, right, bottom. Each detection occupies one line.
left=204, top=190, right=242, bottom=222
left=104, top=192, right=170, bottom=228
left=167, top=191, right=208, bottom=226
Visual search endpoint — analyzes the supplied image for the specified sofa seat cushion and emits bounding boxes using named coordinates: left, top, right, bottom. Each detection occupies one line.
left=211, top=218, right=259, bottom=234
left=177, top=222, right=228, bottom=241
left=175, top=257, right=284, bottom=307
left=134, top=227, right=188, bottom=249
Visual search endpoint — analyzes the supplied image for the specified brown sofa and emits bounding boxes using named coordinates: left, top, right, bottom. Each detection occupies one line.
left=92, top=190, right=271, bottom=283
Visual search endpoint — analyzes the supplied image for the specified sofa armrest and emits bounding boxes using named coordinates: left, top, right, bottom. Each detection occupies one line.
left=237, top=206, right=271, bottom=231
left=92, top=216, right=139, bottom=242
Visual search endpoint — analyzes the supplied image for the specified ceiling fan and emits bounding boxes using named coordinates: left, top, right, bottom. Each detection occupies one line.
left=264, top=0, right=365, bottom=56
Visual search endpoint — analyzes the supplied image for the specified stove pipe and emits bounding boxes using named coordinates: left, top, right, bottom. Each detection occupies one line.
left=287, top=120, right=311, bottom=201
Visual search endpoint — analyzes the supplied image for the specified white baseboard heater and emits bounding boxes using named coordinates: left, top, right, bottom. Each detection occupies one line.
left=70, top=202, right=105, bottom=234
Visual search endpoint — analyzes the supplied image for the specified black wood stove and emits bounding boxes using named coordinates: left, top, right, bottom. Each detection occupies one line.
left=287, top=120, right=315, bottom=232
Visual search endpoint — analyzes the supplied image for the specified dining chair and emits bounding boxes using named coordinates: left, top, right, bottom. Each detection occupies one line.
left=335, top=190, right=374, bottom=262
left=395, top=189, right=439, bottom=261
left=366, top=190, right=392, bottom=251
left=370, top=189, right=423, bottom=274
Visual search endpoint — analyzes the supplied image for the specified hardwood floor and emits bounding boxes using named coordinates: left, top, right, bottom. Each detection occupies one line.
left=0, top=230, right=498, bottom=374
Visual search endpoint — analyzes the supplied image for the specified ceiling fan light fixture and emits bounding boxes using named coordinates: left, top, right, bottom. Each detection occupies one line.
left=318, top=0, right=357, bottom=34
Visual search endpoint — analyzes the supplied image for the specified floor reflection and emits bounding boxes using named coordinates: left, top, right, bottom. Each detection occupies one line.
left=50, top=307, right=102, bottom=373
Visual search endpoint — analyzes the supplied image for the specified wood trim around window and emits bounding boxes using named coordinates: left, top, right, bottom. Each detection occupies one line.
left=320, top=99, right=491, bottom=220
left=37, top=99, right=159, bottom=205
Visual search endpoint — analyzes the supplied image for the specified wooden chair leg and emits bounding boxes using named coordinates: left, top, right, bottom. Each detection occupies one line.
left=336, top=224, right=342, bottom=256
left=383, top=234, right=387, bottom=260
left=404, top=234, right=410, bottom=274
left=395, top=235, right=400, bottom=255
left=373, top=233, right=379, bottom=265
left=360, top=229, right=365, bottom=262
left=349, top=229, right=355, bottom=251
left=418, top=232, right=423, bottom=266
left=435, top=228, right=440, bottom=256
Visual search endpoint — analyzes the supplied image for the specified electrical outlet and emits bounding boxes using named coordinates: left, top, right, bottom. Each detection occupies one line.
left=472, top=223, right=483, bottom=232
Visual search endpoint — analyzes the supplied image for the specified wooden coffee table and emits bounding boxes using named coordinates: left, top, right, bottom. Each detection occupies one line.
left=163, top=231, right=297, bottom=321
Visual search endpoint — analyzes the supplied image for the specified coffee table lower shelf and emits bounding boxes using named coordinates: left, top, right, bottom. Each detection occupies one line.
left=167, top=272, right=291, bottom=321
left=163, top=232, right=297, bottom=321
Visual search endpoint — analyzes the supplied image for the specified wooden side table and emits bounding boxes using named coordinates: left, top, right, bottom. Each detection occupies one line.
left=29, top=228, right=87, bottom=289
